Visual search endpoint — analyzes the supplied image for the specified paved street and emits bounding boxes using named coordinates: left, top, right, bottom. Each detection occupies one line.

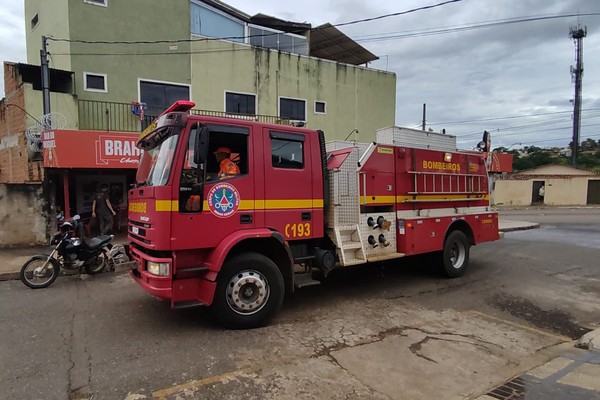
left=1, top=207, right=599, bottom=399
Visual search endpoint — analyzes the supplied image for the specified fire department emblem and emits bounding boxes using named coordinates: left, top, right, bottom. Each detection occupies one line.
left=207, top=183, right=240, bottom=218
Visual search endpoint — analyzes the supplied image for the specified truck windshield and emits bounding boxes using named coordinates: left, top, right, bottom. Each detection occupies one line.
left=136, top=133, right=179, bottom=186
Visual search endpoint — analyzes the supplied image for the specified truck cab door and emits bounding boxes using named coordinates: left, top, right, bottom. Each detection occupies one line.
left=172, top=123, right=255, bottom=250
left=263, top=129, right=316, bottom=241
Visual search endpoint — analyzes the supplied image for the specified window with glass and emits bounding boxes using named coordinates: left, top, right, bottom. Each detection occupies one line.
left=315, top=101, right=326, bottom=114
left=190, top=2, right=244, bottom=42
left=139, top=80, right=190, bottom=116
left=249, top=25, right=308, bottom=55
left=84, top=73, right=107, bottom=92
left=179, top=126, right=202, bottom=212
left=225, top=92, right=256, bottom=115
left=271, top=132, right=304, bottom=169
left=280, top=98, right=306, bottom=121
left=205, top=125, right=249, bottom=181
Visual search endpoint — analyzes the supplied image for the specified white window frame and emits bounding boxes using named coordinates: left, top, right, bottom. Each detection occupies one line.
left=314, top=100, right=327, bottom=115
left=224, top=91, right=258, bottom=115
left=84, top=0, right=108, bottom=7
left=278, top=96, right=307, bottom=122
left=137, top=78, right=192, bottom=103
left=83, top=72, right=108, bottom=93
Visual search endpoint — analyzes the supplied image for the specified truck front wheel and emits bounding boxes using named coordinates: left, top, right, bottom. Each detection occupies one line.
left=441, top=230, right=470, bottom=278
left=212, top=253, right=284, bottom=329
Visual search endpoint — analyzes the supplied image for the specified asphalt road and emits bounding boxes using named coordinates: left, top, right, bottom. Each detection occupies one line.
left=1, top=208, right=599, bottom=400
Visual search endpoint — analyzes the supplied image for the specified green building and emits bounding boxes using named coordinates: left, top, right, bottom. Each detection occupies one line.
left=24, top=0, right=396, bottom=139
left=0, top=0, right=396, bottom=246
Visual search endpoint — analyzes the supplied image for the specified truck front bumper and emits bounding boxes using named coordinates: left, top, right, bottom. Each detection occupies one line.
left=129, top=246, right=216, bottom=306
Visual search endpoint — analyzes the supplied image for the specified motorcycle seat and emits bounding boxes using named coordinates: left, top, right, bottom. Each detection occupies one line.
left=86, top=235, right=113, bottom=250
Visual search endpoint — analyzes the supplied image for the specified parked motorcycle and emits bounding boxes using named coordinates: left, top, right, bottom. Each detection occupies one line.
left=20, top=215, right=130, bottom=289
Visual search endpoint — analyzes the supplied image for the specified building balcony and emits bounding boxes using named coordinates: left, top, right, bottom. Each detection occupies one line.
left=78, top=100, right=288, bottom=132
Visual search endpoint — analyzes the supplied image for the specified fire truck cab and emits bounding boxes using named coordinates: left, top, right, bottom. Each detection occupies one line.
left=128, top=101, right=499, bottom=329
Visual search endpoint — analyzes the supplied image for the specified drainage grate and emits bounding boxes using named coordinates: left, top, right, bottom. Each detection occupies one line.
left=486, top=376, right=540, bottom=400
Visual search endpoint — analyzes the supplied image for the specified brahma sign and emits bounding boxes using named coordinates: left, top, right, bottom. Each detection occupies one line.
left=42, top=130, right=142, bottom=169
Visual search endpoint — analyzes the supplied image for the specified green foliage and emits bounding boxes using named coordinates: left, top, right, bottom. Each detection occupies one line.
left=510, top=138, right=600, bottom=172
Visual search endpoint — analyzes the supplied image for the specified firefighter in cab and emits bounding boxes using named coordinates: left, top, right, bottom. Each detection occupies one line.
left=213, top=147, right=240, bottom=179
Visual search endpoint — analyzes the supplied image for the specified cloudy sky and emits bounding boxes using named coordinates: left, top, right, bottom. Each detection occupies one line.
left=1, top=0, right=599, bottom=150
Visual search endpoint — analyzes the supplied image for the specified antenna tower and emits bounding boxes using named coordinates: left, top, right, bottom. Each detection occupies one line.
left=569, top=25, right=586, bottom=165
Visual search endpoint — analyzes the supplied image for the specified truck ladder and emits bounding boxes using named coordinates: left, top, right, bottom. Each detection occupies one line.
left=407, top=171, right=487, bottom=198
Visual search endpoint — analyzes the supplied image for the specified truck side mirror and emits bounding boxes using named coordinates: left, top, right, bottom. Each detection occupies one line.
left=194, top=126, right=209, bottom=165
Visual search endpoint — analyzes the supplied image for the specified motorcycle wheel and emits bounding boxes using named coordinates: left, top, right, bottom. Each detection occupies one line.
left=85, top=249, right=109, bottom=275
left=20, top=256, right=60, bottom=289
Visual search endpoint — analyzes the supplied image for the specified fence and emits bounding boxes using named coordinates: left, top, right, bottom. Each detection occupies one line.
left=78, top=100, right=290, bottom=132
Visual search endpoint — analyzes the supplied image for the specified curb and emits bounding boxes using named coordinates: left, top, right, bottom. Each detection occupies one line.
left=499, top=223, right=540, bottom=233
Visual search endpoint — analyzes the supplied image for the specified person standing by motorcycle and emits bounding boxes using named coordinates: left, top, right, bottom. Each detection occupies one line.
left=92, top=184, right=116, bottom=235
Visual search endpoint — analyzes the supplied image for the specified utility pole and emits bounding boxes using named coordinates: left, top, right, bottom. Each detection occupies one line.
left=569, top=25, right=587, bottom=166
left=421, top=103, right=426, bottom=131
left=40, top=35, right=51, bottom=128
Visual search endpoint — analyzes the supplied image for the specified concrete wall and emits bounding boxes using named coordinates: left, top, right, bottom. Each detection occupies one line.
left=0, top=184, right=48, bottom=247
left=67, top=0, right=191, bottom=103
left=494, top=178, right=593, bottom=206
left=190, top=40, right=396, bottom=142
left=25, top=0, right=71, bottom=70
left=24, top=84, right=79, bottom=129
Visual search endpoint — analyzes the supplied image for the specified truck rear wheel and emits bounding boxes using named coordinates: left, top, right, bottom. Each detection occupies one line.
left=212, top=253, right=284, bottom=329
left=441, top=230, right=470, bottom=278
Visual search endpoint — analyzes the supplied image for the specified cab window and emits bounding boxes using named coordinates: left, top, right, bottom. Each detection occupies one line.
left=270, top=131, right=304, bottom=169
left=205, top=126, right=249, bottom=181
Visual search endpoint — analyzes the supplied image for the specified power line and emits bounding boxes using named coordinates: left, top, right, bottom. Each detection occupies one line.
left=335, top=0, right=464, bottom=27
left=429, top=108, right=600, bottom=126
left=353, top=13, right=600, bottom=43
left=454, top=112, right=600, bottom=139
left=46, top=0, right=466, bottom=46
left=457, top=123, right=600, bottom=142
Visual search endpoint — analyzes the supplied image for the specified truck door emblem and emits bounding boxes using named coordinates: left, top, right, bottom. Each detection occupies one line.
left=207, top=183, right=240, bottom=218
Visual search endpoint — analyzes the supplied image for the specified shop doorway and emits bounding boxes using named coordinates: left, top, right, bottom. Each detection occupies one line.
left=587, top=180, right=600, bottom=204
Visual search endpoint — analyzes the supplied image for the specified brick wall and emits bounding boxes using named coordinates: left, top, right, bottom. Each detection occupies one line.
left=0, top=62, right=44, bottom=184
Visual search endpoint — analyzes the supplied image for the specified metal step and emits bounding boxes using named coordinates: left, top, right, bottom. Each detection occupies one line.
left=294, top=273, right=321, bottom=289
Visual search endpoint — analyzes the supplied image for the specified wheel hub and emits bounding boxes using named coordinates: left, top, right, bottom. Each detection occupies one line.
left=450, top=242, right=465, bottom=268
left=226, top=270, right=269, bottom=315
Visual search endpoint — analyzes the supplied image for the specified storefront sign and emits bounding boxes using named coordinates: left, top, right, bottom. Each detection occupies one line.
left=43, top=130, right=142, bottom=169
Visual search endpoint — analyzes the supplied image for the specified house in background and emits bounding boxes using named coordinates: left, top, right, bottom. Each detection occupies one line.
left=0, top=0, right=396, bottom=246
left=493, top=164, right=600, bottom=206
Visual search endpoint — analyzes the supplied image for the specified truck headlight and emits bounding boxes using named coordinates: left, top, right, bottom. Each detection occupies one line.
left=147, top=261, right=170, bottom=276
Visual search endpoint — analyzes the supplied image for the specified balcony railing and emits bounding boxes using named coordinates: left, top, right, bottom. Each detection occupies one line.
left=78, top=100, right=290, bottom=132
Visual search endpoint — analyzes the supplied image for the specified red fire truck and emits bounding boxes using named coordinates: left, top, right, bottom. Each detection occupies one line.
left=128, top=101, right=499, bottom=328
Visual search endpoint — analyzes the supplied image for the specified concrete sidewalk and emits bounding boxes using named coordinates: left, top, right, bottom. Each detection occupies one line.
left=0, top=233, right=129, bottom=281
left=0, top=219, right=538, bottom=282
left=473, top=330, right=600, bottom=400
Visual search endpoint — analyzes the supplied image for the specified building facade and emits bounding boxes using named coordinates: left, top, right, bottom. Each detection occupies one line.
left=0, top=0, right=396, bottom=246
left=493, top=164, right=600, bottom=206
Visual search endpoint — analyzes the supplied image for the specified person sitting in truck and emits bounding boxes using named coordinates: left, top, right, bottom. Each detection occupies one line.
left=213, top=147, right=240, bottom=179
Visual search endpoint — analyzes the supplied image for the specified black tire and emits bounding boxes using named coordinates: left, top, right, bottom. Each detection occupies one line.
left=85, top=248, right=109, bottom=275
left=212, top=253, right=284, bottom=329
left=20, top=256, right=60, bottom=289
left=441, top=230, right=470, bottom=278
